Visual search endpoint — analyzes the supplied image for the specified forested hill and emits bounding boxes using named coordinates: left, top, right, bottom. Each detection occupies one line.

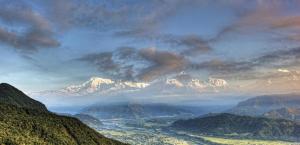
left=171, top=113, right=300, bottom=141
left=0, top=83, right=126, bottom=145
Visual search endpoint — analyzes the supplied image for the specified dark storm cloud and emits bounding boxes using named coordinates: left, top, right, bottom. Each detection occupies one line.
left=0, top=2, right=59, bottom=52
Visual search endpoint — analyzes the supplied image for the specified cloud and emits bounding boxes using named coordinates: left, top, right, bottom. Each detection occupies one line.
left=162, top=34, right=212, bottom=56
left=209, top=0, right=300, bottom=42
left=39, top=0, right=130, bottom=31
left=277, top=69, right=290, bottom=73
left=77, top=52, right=119, bottom=73
left=114, top=0, right=188, bottom=38
left=76, top=45, right=300, bottom=82
left=76, top=47, right=139, bottom=80
left=272, top=16, right=300, bottom=29
left=190, top=59, right=254, bottom=74
left=254, top=47, right=300, bottom=66
left=191, top=47, right=300, bottom=78
left=116, top=47, right=138, bottom=60
left=77, top=47, right=188, bottom=81
left=0, top=1, right=60, bottom=52
left=138, top=48, right=187, bottom=81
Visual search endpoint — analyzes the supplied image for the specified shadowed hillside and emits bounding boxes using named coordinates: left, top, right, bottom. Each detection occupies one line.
left=228, top=94, right=300, bottom=116
left=0, top=83, right=47, bottom=111
left=171, top=113, right=300, bottom=141
left=263, top=107, right=300, bottom=122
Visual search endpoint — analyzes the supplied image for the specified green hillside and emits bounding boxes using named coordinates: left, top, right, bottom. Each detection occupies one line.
left=0, top=83, right=47, bottom=111
left=0, top=83, right=126, bottom=145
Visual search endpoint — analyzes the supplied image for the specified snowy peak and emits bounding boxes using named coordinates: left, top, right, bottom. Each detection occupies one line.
left=89, top=77, right=114, bottom=86
left=62, top=77, right=149, bottom=95
left=163, top=76, right=227, bottom=90
left=35, top=76, right=229, bottom=97
left=166, top=79, right=184, bottom=87
left=188, top=79, right=206, bottom=89
left=208, top=78, right=228, bottom=87
left=63, top=77, right=115, bottom=94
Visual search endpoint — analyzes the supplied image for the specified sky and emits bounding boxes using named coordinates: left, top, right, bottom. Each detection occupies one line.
left=1, top=0, right=300, bottom=96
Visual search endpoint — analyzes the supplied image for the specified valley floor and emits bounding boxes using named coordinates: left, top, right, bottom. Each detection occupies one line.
left=95, top=118, right=299, bottom=145
left=201, top=136, right=298, bottom=145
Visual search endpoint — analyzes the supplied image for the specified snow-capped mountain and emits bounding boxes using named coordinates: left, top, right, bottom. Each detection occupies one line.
left=33, top=75, right=228, bottom=97
left=63, top=77, right=115, bottom=94
left=164, top=76, right=227, bottom=89
left=208, top=78, right=228, bottom=88
left=61, top=77, right=149, bottom=95
left=147, top=74, right=228, bottom=94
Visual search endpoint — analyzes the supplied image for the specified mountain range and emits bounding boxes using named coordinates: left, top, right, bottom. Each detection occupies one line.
left=227, top=94, right=300, bottom=116
left=0, top=83, right=125, bottom=145
left=31, top=70, right=300, bottom=107
left=33, top=75, right=228, bottom=97
left=81, top=103, right=193, bottom=119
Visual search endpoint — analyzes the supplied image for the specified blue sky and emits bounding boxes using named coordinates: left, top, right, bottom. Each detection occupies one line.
left=1, top=0, right=300, bottom=93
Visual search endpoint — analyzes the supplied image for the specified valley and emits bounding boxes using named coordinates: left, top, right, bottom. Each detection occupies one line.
left=70, top=104, right=300, bottom=145
left=94, top=117, right=300, bottom=145
left=64, top=93, right=300, bottom=145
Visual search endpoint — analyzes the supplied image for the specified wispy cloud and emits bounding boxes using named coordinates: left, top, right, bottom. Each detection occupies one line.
left=76, top=47, right=187, bottom=81
left=211, top=0, right=300, bottom=43
left=138, top=48, right=187, bottom=81
left=161, top=34, right=212, bottom=56
left=0, top=1, right=59, bottom=52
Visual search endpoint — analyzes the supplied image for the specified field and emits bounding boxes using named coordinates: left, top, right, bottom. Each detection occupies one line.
left=99, top=129, right=192, bottom=145
left=202, top=136, right=299, bottom=145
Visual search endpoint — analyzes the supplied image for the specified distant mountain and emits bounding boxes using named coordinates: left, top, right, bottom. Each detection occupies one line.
left=73, top=113, right=103, bottom=128
left=263, top=107, right=300, bottom=122
left=0, top=83, right=125, bottom=145
left=227, top=94, right=300, bottom=116
left=33, top=75, right=228, bottom=97
left=0, top=83, right=47, bottom=111
left=157, top=76, right=227, bottom=90
left=171, top=113, right=300, bottom=141
left=39, top=77, right=149, bottom=96
left=81, top=103, right=193, bottom=119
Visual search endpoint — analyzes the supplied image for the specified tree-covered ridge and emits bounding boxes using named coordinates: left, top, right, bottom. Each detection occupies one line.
left=172, top=113, right=300, bottom=141
left=0, top=83, right=126, bottom=145
left=0, top=103, right=125, bottom=145
left=0, top=83, right=47, bottom=111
